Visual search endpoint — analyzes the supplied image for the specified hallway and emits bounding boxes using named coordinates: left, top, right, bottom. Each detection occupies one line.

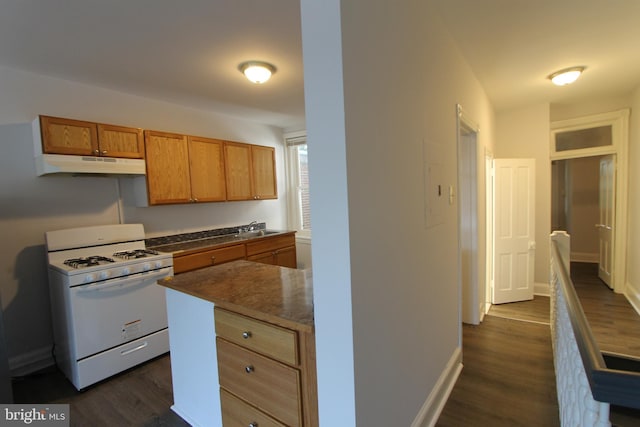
left=437, top=262, right=640, bottom=426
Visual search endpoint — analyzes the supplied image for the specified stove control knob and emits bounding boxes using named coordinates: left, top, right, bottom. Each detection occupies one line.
left=122, top=267, right=131, bottom=275
left=154, top=260, right=163, bottom=269
left=143, top=263, right=151, bottom=271
left=84, top=274, right=96, bottom=283
left=99, top=271, right=110, bottom=280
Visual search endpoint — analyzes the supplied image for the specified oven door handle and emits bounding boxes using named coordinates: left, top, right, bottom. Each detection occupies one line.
left=77, top=270, right=170, bottom=293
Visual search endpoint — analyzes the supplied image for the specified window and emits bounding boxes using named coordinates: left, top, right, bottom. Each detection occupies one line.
left=285, top=133, right=311, bottom=238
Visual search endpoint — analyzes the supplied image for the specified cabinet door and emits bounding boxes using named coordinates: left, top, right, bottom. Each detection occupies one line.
left=40, top=116, right=98, bottom=155
left=224, top=142, right=253, bottom=200
left=275, top=246, right=297, bottom=268
left=144, top=130, right=191, bottom=205
left=188, top=136, right=226, bottom=202
left=97, top=124, right=144, bottom=158
left=247, top=251, right=276, bottom=265
left=252, top=145, right=277, bottom=199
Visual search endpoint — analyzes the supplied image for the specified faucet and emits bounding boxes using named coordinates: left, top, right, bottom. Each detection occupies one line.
left=239, top=221, right=259, bottom=234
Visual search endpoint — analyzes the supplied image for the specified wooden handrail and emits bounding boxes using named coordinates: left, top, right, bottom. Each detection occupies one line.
left=551, top=239, right=640, bottom=410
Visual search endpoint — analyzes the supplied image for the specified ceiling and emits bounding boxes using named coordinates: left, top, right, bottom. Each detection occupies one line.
left=1, top=1, right=639, bottom=131
left=434, top=0, right=640, bottom=112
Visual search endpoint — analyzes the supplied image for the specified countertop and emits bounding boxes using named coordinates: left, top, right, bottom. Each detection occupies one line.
left=148, top=230, right=295, bottom=255
left=158, top=259, right=313, bottom=332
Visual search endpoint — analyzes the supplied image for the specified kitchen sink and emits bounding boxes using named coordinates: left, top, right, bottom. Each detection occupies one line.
left=234, top=230, right=280, bottom=239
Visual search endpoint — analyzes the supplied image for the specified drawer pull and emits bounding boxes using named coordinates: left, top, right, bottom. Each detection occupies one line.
left=249, top=423, right=259, bottom=427
left=242, top=331, right=252, bottom=339
left=245, top=365, right=254, bottom=373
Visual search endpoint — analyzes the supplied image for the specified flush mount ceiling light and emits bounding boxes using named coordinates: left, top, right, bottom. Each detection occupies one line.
left=239, top=61, right=276, bottom=84
left=548, top=66, right=586, bottom=86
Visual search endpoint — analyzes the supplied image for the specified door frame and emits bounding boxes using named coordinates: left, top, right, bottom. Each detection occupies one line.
left=485, top=149, right=494, bottom=315
left=456, top=104, right=481, bottom=324
left=550, top=109, right=630, bottom=294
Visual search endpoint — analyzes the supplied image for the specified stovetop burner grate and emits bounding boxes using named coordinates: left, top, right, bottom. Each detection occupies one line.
left=64, top=256, right=115, bottom=269
left=112, top=249, right=160, bottom=260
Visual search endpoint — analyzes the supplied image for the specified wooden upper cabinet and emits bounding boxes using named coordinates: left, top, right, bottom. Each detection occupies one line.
left=40, top=116, right=98, bottom=156
left=252, top=145, right=277, bottom=199
left=144, top=130, right=191, bottom=205
left=40, top=115, right=144, bottom=158
left=97, top=124, right=144, bottom=158
left=188, top=136, right=226, bottom=202
left=224, top=142, right=253, bottom=200
left=224, top=142, right=277, bottom=201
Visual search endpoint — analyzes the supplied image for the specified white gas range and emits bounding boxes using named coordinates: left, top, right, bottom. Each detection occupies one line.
left=45, top=224, right=173, bottom=390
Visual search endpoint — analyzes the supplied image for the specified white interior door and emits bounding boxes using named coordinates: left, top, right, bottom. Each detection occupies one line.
left=597, top=155, right=615, bottom=288
left=493, top=158, right=535, bottom=304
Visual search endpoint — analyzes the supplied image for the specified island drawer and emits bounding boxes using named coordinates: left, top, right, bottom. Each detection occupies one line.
left=214, top=307, right=298, bottom=365
left=217, top=338, right=302, bottom=427
left=173, top=244, right=246, bottom=274
left=220, top=388, right=286, bottom=427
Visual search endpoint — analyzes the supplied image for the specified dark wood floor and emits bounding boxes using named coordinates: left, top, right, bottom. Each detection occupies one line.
left=436, top=316, right=559, bottom=427
left=12, top=354, right=189, bottom=427
left=438, top=262, right=640, bottom=426
left=11, top=262, right=640, bottom=426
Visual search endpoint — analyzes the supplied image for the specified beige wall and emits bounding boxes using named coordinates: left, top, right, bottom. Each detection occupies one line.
left=568, top=157, right=600, bottom=261
left=0, top=65, right=288, bottom=372
left=626, top=85, right=640, bottom=309
left=495, top=104, right=551, bottom=288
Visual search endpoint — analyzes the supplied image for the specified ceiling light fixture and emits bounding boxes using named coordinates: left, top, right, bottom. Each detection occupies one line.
left=548, top=66, right=585, bottom=86
left=239, top=61, right=276, bottom=84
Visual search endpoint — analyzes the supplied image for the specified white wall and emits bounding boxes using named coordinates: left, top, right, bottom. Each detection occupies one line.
left=495, top=104, right=551, bottom=291
left=301, top=1, right=494, bottom=425
left=626, top=85, right=640, bottom=310
left=0, top=65, right=288, bottom=372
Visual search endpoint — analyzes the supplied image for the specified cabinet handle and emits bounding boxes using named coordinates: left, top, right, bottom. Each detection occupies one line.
left=249, top=423, right=259, bottom=427
left=94, top=149, right=100, bottom=155
left=211, top=256, right=215, bottom=265
left=245, top=365, right=254, bottom=373
left=193, top=198, right=198, bottom=202
left=242, top=331, right=252, bottom=339
left=101, top=150, right=108, bottom=155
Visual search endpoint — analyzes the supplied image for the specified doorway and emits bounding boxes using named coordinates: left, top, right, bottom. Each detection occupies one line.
left=552, top=156, right=604, bottom=271
left=550, top=109, right=629, bottom=293
left=457, top=105, right=481, bottom=325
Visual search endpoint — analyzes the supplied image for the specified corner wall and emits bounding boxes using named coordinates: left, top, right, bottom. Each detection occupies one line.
left=300, top=1, right=495, bottom=425
left=626, top=86, right=640, bottom=311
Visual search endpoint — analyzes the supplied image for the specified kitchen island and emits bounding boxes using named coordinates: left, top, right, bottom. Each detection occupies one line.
left=158, top=260, right=317, bottom=427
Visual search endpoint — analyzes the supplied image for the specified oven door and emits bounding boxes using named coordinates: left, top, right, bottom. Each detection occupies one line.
left=69, top=268, right=170, bottom=360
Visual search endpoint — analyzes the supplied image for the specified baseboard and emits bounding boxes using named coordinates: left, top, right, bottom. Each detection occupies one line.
left=9, top=345, right=54, bottom=377
left=624, top=281, right=640, bottom=317
left=534, top=281, right=550, bottom=297
left=411, top=346, right=463, bottom=427
left=570, top=252, right=598, bottom=263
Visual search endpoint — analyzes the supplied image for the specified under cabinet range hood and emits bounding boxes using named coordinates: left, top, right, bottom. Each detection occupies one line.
left=34, top=153, right=146, bottom=176
left=32, top=116, right=146, bottom=176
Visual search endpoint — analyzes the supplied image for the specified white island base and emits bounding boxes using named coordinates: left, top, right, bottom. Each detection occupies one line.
left=166, top=288, right=222, bottom=426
